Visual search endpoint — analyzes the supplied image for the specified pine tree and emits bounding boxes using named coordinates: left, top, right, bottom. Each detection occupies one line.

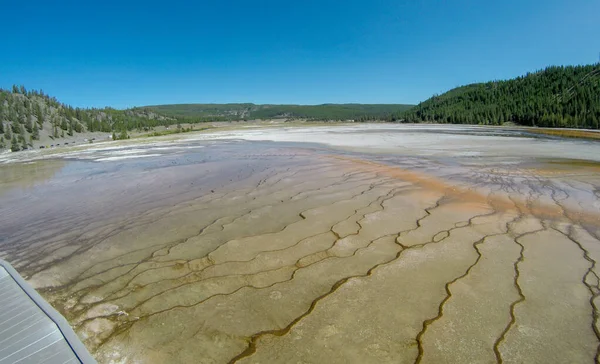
left=25, top=115, right=33, bottom=133
left=591, top=113, right=599, bottom=129
left=10, top=135, right=19, bottom=152
left=35, top=104, right=44, bottom=125
left=32, top=123, right=39, bottom=140
left=5, top=124, right=12, bottom=139
left=0, top=122, right=3, bottom=134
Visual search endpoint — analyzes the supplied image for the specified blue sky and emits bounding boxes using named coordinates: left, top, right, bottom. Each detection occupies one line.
left=1, top=0, right=599, bottom=108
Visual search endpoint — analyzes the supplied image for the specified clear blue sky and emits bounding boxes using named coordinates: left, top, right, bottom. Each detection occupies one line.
left=1, top=0, right=599, bottom=108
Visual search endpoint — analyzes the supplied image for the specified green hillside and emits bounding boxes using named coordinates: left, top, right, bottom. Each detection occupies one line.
left=144, top=103, right=414, bottom=122
left=140, top=104, right=255, bottom=120
left=0, top=86, right=175, bottom=151
left=395, top=64, right=600, bottom=128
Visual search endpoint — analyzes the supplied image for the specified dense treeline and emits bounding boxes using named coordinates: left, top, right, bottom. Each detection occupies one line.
left=251, top=104, right=414, bottom=121
left=145, top=103, right=414, bottom=121
left=394, top=64, right=600, bottom=128
left=142, top=104, right=255, bottom=119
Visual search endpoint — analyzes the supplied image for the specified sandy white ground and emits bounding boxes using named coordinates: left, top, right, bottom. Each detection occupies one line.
left=2, top=124, right=600, bottom=165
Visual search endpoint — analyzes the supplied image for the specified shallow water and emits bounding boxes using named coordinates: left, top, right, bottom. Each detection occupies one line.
left=1, top=125, right=599, bottom=363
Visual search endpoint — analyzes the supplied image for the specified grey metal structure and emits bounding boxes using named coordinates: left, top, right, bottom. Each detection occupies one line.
left=0, top=260, right=95, bottom=364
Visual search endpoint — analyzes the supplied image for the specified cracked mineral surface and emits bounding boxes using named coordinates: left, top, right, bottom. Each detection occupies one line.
left=1, top=124, right=600, bottom=363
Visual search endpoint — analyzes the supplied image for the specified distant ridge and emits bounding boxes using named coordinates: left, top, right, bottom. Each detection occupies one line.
left=142, top=103, right=415, bottom=122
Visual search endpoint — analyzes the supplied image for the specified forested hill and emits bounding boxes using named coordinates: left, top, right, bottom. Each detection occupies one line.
left=396, top=64, right=600, bottom=129
left=0, top=86, right=176, bottom=151
left=144, top=103, right=414, bottom=121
